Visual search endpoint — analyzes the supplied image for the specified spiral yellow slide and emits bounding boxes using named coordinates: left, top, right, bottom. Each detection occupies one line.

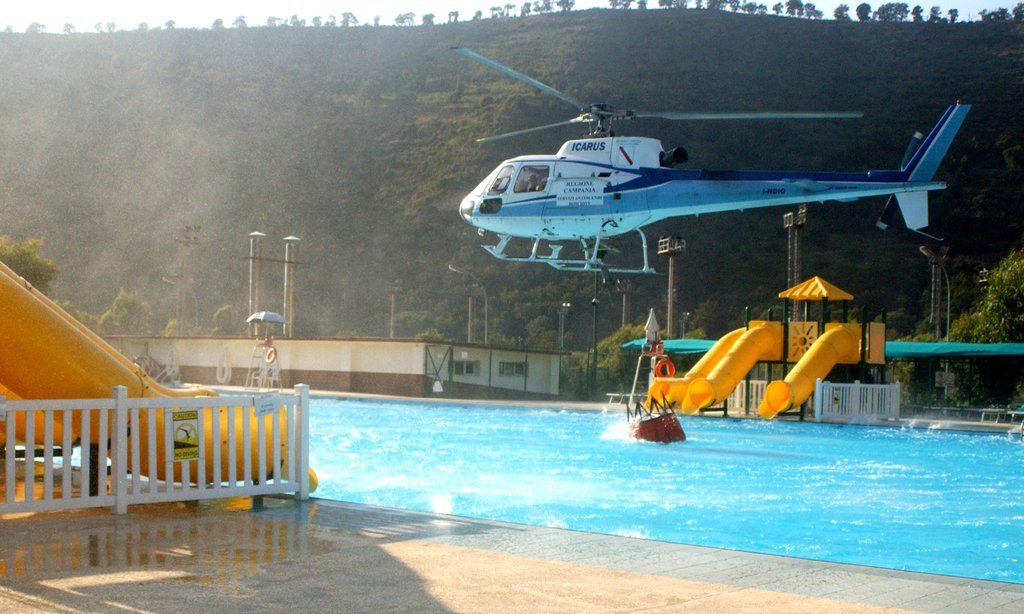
left=0, top=261, right=288, bottom=485
left=646, top=327, right=745, bottom=412
left=758, top=323, right=860, bottom=419
left=681, top=321, right=784, bottom=412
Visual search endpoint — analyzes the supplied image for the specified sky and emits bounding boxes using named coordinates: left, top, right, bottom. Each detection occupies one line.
left=1, top=0, right=1010, bottom=32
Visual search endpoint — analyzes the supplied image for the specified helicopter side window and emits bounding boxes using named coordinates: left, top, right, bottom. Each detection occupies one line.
left=487, top=165, right=515, bottom=195
left=513, top=165, right=550, bottom=193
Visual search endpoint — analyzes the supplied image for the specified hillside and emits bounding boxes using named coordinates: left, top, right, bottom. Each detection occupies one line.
left=0, top=10, right=1022, bottom=345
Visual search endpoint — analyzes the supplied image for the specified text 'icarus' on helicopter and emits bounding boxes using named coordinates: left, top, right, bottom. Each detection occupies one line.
left=454, top=47, right=970, bottom=274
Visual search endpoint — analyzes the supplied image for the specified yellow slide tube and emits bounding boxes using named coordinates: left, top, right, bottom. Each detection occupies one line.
left=646, top=328, right=745, bottom=413
left=683, top=322, right=783, bottom=412
left=759, top=324, right=858, bottom=419
left=0, top=261, right=287, bottom=485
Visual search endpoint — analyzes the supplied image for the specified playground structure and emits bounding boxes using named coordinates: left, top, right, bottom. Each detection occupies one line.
left=0, top=260, right=304, bottom=488
left=645, top=277, right=887, bottom=420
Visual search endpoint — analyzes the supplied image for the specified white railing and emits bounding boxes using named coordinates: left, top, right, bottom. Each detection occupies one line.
left=1, top=385, right=309, bottom=515
left=721, top=379, right=768, bottom=414
left=813, top=379, right=901, bottom=422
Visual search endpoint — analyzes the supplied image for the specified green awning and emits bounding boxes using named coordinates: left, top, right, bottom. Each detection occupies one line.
left=620, top=338, right=715, bottom=354
left=885, top=341, right=1024, bottom=358
left=621, top=338, right=1024, bottom=359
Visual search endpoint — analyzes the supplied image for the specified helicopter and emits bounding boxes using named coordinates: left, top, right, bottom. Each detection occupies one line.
left=454, top=47, right=970, bottom=274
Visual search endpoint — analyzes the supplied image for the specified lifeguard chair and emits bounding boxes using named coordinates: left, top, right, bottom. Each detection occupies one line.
left=244, top=311, right=284, bottom=391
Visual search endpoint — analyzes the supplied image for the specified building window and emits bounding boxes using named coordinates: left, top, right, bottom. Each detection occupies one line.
left=453, top=360, right=479, bottom=376
left=499, top=361, right=527, bottom=377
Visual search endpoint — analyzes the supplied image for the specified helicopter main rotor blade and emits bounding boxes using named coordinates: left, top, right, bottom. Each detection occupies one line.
left=476, top=118, right=587, bottom=143
left=454, top=47, right=586, bottom=111
left=632, top=111, right=863, bottom=120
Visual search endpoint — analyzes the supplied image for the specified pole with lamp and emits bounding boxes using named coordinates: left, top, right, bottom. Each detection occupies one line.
left=920, top=245, right=951, bottom=399
left=919, top=245, right=950, bottom=339
left=448, top=264, right=489, bottom=345
left=247, top=231, right=266, bottom=336
left=388, top=280, right=402, bottom=338
left=590, top=271, right=603, bottom=400
left=657, top=236, right=685, bottom=338
left=558, top=301, right=571, bottom=393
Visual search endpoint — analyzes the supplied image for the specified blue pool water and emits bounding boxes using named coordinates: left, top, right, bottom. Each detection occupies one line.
left=309, top=399, right=1024, bottom=583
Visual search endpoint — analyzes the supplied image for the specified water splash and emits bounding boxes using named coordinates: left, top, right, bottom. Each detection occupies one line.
left=599, top=420, right=634, bottom=441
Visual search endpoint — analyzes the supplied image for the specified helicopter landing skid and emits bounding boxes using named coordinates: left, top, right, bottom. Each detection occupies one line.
left=482, top=228, right=656, bottom=274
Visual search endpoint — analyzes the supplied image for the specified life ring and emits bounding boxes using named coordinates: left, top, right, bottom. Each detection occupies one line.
left=216, top=346, right=232, bottom=385
left=654, top=358, right=676, bottom=378
left=264, top=347, right=277, bottom=363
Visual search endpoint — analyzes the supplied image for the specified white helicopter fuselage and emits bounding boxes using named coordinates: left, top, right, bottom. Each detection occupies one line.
left=460, top=135, right=941, bottom=240
left=458, top=102, right=969, bottom=273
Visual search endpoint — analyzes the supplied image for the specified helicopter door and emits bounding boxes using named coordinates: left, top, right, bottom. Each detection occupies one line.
left=544, top=165, right=606, bottom=233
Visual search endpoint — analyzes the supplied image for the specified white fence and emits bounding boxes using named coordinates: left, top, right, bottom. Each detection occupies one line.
left=813, top=379, right=901, bottom=422
left=1, top=385, right=309, bottom=515
left=722, top=379, right=768, bottom=414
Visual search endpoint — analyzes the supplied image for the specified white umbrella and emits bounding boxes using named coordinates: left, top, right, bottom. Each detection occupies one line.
left=246, top=311, right=287, bottom=324
left=644, top=308, right=661, bottom=343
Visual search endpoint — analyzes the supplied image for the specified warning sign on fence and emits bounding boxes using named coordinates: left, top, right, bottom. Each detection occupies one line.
left=172, top=409, right=200, bottom=461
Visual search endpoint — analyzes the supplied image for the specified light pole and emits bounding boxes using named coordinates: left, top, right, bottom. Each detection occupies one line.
left=163, top=225, right=200, bottom=337
left=658, top=236, right=685, bottom=338
left=784, top=205, right=807, bottom=319
left=558, top=302, right=571, bottom=353
left=388, top=280, right=402, bottom=338
left=448, top=264, right=489, bottom=344
left=680, top=311, right=691, bottom=338
left=919, top=245, right=950, bottom=339
left=282, top=236, right=300, bottom=338
left=591, top=272, right=600, bottom=400
left=247, top=231, right=266, bottom=336
left=558, top=301, right=571, bottom=397
left=614, top=279, right=633, bottom=327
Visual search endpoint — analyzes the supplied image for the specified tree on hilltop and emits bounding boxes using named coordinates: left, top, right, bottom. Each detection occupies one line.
left=834, top=4, right=852, bottom=19
left=856, top=3, right=872, bottom=20
left=0, top=237, right=59, bottom=293
left=874, top=2, right=910, bottom=21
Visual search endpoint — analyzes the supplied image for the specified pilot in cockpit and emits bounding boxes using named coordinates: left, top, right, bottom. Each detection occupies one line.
left=526, top=173, right=543, bottom=192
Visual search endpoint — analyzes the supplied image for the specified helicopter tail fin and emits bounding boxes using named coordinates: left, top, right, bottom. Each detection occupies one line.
left=900, top=102, right=971, bottom=181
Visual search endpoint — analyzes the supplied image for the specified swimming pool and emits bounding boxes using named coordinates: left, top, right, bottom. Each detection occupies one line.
left=309, top=398, right=1024, bottom=583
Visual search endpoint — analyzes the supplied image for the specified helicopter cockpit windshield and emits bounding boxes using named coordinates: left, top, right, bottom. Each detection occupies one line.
left=513, top=165, right=549, bottom=193
left=487, top=165, right=515, bottom=195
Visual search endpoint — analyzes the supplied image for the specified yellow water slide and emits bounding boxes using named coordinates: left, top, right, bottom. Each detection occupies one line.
left=0, top=261, right=288, bottom=484
left=681, top=321, right=784, bottom=413
left=758, top=323, right=859, bottom=419
left=646, top=328, right=745, bottom=412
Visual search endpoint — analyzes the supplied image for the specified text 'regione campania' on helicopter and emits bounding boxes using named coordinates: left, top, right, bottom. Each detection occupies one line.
left=454, top=47, right=970, bottom=274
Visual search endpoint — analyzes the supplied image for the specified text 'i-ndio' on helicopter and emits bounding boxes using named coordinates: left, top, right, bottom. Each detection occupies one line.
left=454, top=47, right=969, bottom=274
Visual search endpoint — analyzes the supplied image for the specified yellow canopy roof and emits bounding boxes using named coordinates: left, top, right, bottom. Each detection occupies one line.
left=778, top=276, right=853, bottom=302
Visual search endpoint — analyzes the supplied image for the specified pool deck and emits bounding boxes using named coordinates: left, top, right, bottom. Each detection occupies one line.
left=2, top=496, right=1023, bottom=613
